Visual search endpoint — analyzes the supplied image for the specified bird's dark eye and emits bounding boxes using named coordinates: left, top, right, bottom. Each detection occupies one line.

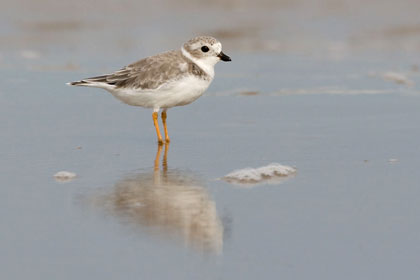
left=201, top=46, right=209, bottom=52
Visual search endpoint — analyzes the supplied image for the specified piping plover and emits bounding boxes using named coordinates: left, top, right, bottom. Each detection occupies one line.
left=68, top=36, right=231, bottom=144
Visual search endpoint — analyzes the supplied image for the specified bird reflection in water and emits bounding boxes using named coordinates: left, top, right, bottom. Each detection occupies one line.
left=99, top=143, right=223, bottom=254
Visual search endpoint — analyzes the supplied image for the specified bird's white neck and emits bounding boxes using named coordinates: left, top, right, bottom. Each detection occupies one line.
left=181, top=47, right=217, bottom=79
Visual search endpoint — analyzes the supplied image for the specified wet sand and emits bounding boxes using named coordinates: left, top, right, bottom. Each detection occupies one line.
left=1, top=0, right=420, bottom=279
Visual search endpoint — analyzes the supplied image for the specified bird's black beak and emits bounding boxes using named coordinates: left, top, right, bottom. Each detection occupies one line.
left=218, top=51, right=231, bottom=62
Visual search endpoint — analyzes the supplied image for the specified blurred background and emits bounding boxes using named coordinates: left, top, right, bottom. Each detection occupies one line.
left=2, top=0, right=420, bottom=95
left=2, top=0, right=420, bottom=72
left=2, top=1, right=420, bottom=279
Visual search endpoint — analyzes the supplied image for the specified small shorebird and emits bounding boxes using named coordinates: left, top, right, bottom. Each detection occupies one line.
left=68, top=36, right=231, bottom=144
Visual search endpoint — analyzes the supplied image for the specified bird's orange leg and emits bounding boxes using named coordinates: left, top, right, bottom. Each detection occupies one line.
left=161, top=110, right=170, bottom=143
left=153, top=112, right=163, bottom=145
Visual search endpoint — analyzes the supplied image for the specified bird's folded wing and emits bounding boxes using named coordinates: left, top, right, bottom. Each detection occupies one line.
left=100, top=50, right=187, bottom=90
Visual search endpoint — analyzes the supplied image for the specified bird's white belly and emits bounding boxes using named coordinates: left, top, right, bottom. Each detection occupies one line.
left=107, top=75, right=212, bottom=109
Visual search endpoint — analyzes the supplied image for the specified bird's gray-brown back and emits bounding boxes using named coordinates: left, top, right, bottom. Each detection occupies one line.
left=81, top=50, right=211, bottom=90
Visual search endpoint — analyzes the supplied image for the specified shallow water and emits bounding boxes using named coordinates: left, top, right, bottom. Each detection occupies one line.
left=2, top=0, right=420, bottom=279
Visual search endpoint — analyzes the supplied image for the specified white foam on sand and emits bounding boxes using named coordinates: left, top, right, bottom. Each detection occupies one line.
left=222, top=163, right=296, bottom=187
left=381, top=72, right=414, bottom=86
left=20, top=50, right=40, bottom=59
left=54, top=171, right=77, bottom=182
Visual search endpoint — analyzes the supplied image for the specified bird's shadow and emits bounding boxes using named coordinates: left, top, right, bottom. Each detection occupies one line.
left=93, top=143, right=224, bottom=254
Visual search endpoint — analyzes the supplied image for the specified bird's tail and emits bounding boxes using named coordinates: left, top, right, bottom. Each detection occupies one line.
left=66, top=80, right=88, bottom=86
left=66, top=75, right=111, bottom=88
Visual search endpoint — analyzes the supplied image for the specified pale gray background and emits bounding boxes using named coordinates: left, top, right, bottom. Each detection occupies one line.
left=1, top=0, right=420, bottom=279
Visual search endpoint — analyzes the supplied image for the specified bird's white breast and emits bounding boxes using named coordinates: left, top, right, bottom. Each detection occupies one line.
left=107, top=74, right=212, bottom=110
